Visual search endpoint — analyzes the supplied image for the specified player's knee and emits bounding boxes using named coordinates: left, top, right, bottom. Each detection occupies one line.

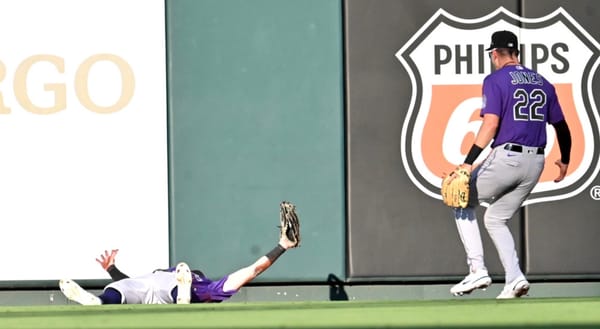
left=483, top=214, right=506, bottom=230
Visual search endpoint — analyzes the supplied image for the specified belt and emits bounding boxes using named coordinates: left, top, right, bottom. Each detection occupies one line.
left=504, top=143, right=544, bottom=155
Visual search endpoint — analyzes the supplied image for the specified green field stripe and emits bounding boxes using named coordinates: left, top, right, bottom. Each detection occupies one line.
left=0, top=298, right=599, bottom=329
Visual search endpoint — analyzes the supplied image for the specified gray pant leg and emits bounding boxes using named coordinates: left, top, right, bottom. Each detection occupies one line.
left=474, top=147, right=544, bottom=283
left=484, top=191, right=525, bottom=283
left=106, top=271, right=177, bottom=304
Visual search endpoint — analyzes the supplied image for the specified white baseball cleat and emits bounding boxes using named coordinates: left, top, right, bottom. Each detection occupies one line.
left=175, top=262, right=192, bottom=304
left=59, top=279, right=102, bottom=305
left=497, top=276, right=530, bottom=299
left=450, top=269, right=492, bottom=296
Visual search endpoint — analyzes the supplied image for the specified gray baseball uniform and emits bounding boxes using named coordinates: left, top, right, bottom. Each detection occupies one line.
left=103, top=266, right=235, bottom=304
left=456, top=63, right=566, bottom=284
left=450, top=30, right=571, bottom=299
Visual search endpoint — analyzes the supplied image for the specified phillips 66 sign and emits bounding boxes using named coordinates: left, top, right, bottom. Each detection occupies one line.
left=397, top=7, right=600, bottom=205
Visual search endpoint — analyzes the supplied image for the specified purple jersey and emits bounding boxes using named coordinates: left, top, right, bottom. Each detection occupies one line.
left=181, top=269, right=235, bottom=303
left=481, top=64, right=565, bottom=148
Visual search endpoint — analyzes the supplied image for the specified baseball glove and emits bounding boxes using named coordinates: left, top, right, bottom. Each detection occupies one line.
left=441, top=168, right=471, bottom=208
left=280, top=201, right=301, bottom=248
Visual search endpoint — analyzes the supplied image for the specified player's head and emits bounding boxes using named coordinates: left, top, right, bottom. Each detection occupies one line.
left=485, top=30, right=519, bottom=51
left=485, top=30, right=520, bottom=58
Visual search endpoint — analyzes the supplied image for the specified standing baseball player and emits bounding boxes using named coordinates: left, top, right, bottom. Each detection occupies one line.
left=59, top=201, right=301, bottom=305
left=447, top=30, right=572, bottom=299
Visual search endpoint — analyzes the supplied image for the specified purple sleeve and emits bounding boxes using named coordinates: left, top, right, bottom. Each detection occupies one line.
left=481, top=78, right=502, bottom=117
left=190, top=274, right=236, bottom=303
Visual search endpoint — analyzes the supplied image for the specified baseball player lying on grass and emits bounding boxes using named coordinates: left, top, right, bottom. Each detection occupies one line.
left=59, top=202, right=300, bottom=305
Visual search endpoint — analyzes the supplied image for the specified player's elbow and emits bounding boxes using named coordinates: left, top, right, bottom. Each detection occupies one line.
left=483, top=118, right=499, bottom=131
left=481, top=114, right=500, bottom=136
left=252, top=263, right=269, bottom=278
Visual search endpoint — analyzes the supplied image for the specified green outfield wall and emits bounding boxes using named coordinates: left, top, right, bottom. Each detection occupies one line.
left=166, top=0, right=346, bottom=282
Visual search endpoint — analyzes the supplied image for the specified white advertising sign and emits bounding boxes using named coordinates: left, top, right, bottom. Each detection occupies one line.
left=0, top=0, right=168, bottom=280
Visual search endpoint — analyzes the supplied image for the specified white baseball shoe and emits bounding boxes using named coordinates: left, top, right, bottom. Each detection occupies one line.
left=175, top=262, right=192, bottom=304
left=59, top=279, right=102, bottom=305
left=497, top=276, right=530, bottom=299
left=450, top=269, right=492, bottom=296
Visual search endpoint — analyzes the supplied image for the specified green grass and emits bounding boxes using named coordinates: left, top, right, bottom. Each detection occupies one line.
left=1, top=298, right=600, bottom=329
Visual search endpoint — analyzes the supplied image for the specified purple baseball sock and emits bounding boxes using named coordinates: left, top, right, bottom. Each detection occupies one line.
left=98, top=287, right=122, bottom=304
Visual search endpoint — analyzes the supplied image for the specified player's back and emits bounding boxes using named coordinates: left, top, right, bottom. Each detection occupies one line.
left=482, top=64, right=559, bottom=148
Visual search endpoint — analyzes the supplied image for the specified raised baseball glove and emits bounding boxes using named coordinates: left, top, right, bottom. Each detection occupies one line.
left=280, top=201, right=300, bottom=248
left=441, top=168, right=470, bottom=208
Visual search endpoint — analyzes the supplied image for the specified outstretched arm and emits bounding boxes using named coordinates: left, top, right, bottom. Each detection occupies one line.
left=96, top=249, right=129, bottom=281
left=222, top=202, right=301, bottom=292
left=222, top=236, right=297, bottom=292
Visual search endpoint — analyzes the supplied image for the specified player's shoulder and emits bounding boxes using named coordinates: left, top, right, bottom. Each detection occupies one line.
left=483, top=69, right=505, bottom=85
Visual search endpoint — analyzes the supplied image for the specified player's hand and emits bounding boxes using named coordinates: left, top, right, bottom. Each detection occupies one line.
left=96, top=249, right=119, bottom=270
left=459, top=163, right=473, bottom=172
left=442, top=164, right=473, bottom=181
left=553, top=160, right=569, bottom=182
